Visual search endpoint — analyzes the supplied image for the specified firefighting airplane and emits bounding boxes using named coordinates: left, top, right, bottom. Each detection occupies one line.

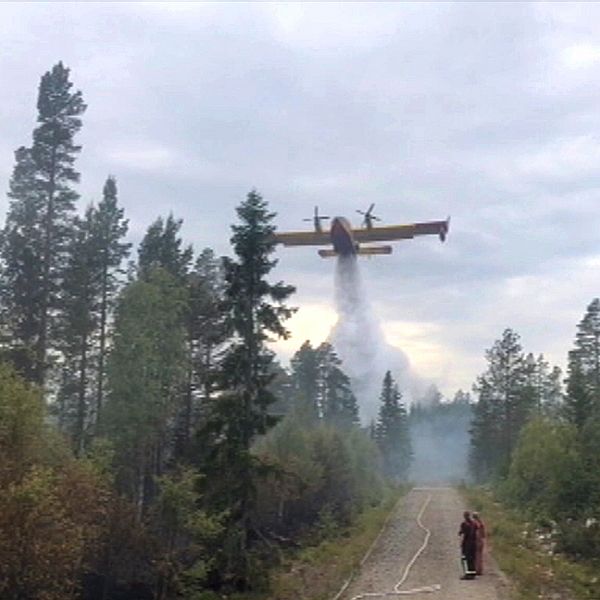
left=273, top=204, right=450, bottom=258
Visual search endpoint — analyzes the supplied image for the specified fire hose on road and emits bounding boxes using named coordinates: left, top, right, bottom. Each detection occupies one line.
left=332, top=492, right=442, bottom=600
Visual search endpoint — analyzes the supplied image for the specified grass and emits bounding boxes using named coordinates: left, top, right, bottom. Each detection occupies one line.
left=233, top=487, right=405, bottom=600
left=462, top=486, right=600, bottom=600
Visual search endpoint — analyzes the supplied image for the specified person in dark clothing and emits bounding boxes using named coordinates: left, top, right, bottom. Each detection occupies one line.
left=458, top=511, right=477, bottom=579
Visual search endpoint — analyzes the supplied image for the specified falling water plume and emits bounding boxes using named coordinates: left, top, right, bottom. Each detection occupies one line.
left=329, top=255, right=417, bottom=423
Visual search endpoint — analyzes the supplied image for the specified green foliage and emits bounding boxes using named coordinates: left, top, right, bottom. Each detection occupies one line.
left=0, top=68, right=406, bottom=600
left=138, top=213, right=193, bottom=282
left=289, top=340, right=359, bottom=429
left=464, top=487, right=599, bottom=600
left=317, top=342, right=360, bottom=429
left=375, top=370, right=412, bottom=481
left=0, top=363, right=113, bottom=600
left=0, top=363, right=45, bottom=483
left=94, top=176, right=131, bottom=422
left=102, top=268, right=187, bottom=509
left=565, top=299, right=600, bottom=430
left=504, top=418, right=583, bottom=520
left=197, top=190, right=295, bottom=589
left=253, top=417, right=383, bottom=534
left=470, top=329, right=555, bottom=480
left=153, top=467, right=223, bottom=600
left=261, top=488, right=401, bottom=600
left=290, top=340, right=320, bottom=423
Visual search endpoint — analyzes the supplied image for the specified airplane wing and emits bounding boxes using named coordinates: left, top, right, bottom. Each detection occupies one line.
left=352, top=218, right=450, bottom=243
left=273, top=230, right=331, bottom=247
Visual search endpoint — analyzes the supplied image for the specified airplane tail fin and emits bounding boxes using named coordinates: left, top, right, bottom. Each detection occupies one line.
left=440, top=216, right=451, bottom=242
left=356, top=245, right=392, bottom=256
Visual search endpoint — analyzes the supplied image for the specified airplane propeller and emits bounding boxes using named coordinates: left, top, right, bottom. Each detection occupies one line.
left=356, top=203, right=381, bottom=229
left=303, top=206, right=330, bottom=231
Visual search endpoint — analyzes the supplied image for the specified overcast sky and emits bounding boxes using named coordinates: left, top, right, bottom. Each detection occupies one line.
left=3, top=2, right=600, bottom=398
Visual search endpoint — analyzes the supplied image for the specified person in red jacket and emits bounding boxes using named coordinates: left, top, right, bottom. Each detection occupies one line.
left=473, top=512, right=486, bottom=575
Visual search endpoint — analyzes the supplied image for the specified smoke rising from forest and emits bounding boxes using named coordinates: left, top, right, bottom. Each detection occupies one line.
left=329, top=256, right=419, bottom=422
left=409, top=417, right=471, bottom=483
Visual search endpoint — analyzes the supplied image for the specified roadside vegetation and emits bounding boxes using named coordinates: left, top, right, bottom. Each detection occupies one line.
left=466, top=303, right=600, bottom=598
left=463, top=487, right=598, bottom=600
left=237, top=487, right=402, bottom=600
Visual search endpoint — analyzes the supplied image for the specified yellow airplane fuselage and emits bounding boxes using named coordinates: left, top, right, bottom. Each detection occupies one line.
left=330, top=217, right=357, bottom=256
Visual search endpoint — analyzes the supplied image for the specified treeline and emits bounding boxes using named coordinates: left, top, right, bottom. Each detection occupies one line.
left=469, top=305, right=600, bottom=559
left=0, top=63, right=413, bottom=599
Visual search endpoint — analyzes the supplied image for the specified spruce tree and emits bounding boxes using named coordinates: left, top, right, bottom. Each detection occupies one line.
left=565, top=299, right=600, bottom=424
left=375, top=371, right=412, bottom=480
left=198, top=190, right=295, bottom=586
left=1, top=62, right=86, bottom=386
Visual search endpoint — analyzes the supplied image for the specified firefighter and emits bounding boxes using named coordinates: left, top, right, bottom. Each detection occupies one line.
left=458, top=511, right=477, bottom=579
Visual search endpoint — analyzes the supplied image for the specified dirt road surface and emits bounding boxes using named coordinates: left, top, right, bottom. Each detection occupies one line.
left=338, top=487, right=510, bottom=600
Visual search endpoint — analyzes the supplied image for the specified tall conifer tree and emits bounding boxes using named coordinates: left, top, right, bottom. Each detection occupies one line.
left=375, top=371, right=411, bottom=480
left=1, top=62, right=86, bottom=385
left=565, top=299, right=600, bottom=427
left=290, top=340, right=320, bottom=422
left=138, top=214, right=192, bottom=282
left=58, top=206, right=101, bottom=453
left=470, top=328, right=533, bottom=478
left=317, top=342, right=359, bottom=429
left=94, top=176, right=130, bottom=420
left=198, top=190, right=295, bottom=586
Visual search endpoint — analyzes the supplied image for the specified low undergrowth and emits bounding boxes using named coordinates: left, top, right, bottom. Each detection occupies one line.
left=462, top=486, right=599, bottom=600
left=233, top=486, right=405, bottom=600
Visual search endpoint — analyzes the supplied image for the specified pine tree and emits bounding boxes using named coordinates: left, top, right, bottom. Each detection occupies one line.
left=523, top=353, right=562, bottom=416
left=375, top=371, right=412, bottom=480
left=0, top=148, right=44, bottom=378
left=317, top=342, right=359, bottom=429
left=176, top=248, right=226, bottom=458
left=1, top=62, right=86, bottom=386
left=138, top=214, right=192, bottom=282
left=197, top=190, right=295, bottom=586
left=290, top=341, right=320, bottom=423
left=58, top=206, right=101, bottom=453
left=469, top=329, right=533, bottom=478
left=94, top=176, right=130, bottom=421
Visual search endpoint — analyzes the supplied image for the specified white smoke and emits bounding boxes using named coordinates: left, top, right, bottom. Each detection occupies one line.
left=329, top=256, right=426, bottom=423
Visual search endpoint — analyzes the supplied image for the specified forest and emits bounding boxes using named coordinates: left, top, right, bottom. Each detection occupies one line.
left=469, top=318, right=600, bottom=561
left=3, top=61, right=600, bottom=600
left=0, top=63, right=414, bottom=600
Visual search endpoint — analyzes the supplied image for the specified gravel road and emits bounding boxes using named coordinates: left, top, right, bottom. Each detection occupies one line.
left=339, top=487, right=510, bottom=600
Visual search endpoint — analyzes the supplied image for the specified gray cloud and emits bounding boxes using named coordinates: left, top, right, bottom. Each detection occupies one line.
left=2, top=3, right=600, bottom=395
